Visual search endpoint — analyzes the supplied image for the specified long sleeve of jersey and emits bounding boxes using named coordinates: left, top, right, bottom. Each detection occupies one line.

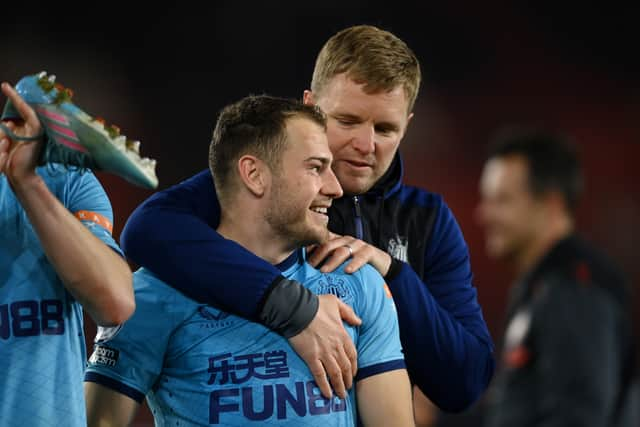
left=386, top=201, right=495, bottom=412
left=121, top=170, right=282, bottom=320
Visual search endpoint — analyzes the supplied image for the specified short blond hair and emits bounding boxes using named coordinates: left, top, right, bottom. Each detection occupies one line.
left=311, top=25, right=421, bottom=112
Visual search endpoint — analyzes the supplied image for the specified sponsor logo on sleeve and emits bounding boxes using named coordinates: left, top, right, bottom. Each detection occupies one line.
left=89, top=344, right=120, bottom=367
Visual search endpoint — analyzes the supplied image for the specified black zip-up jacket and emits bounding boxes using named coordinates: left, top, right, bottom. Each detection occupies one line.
left=485, top=234, right=636, bottom=427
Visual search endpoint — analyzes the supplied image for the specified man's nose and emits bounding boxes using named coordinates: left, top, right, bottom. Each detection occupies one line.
left=323, top=167, right=344, bottom=199
left=350, top=124, right=375, bottom=154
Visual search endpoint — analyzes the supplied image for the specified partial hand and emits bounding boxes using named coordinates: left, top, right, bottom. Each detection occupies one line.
left=288, top=294, right=361, bottom=399
left=308, top=232, right=392, bottom=275
left=0, top=134, right=8, bottom=173
left=0, top=82, right=43, bottom=184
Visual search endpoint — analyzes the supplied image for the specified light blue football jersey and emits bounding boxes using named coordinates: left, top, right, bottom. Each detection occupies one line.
left=85, top=250, right=404, bottom=426
left=0, top=165, right=122, bottom=427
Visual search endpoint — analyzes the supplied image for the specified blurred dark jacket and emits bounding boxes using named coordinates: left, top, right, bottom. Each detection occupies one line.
left=485, top=234, right=636, bottom=427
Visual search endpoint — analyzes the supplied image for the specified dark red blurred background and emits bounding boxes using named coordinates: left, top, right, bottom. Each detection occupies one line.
left=2, top=2, right=638, bottom=425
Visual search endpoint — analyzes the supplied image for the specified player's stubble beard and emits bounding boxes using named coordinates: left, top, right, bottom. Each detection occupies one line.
left=264, top=175, right=329, bottom=250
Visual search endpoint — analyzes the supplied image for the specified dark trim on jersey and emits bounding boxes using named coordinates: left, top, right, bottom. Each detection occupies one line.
left=355, top=359, right=406, bottom=382
left=275, top=249, right=302, bottom=272
left=84, top=372, right=145, bottom=403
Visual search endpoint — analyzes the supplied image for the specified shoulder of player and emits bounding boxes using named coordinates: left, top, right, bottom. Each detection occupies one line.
left=38, top=163, right=99, bottom=186
left=331, top=263, right=386, bottom=296
left=38, top=164, right=111, bottom=210
left=132, top=268, right=196, bottom=310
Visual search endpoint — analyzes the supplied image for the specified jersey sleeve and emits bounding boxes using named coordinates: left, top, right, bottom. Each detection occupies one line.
left=353, top=264, right=406, bottom=382
left=62, top=168, right=122, bottom=256
left=84, top=270, right=178, bottom=402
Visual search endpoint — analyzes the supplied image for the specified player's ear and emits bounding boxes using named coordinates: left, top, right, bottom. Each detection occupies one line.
left=303, top=90, right=314, bottom=106
left=237, top=155, right=269, bottom=197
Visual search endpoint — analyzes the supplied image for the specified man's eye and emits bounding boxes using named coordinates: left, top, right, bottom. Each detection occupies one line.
left=336, top=118, right=356, bottom=126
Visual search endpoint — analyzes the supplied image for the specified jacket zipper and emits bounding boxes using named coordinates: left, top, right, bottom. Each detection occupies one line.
left=353, top=196, right=364, bottom=239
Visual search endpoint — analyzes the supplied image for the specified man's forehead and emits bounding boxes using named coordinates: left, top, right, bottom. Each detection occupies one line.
left=484, top=156, right=530, bottom=192
left=284, top=115, right=326, bottom=135
left=284, top=118, right=329, bottom=149
left=320, top=76, right=410, bottom=119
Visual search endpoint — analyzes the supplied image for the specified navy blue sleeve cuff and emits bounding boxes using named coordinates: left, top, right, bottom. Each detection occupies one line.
left=355, top=359, right=406, bottom=382
left=84, top=371, right=146, bottom=403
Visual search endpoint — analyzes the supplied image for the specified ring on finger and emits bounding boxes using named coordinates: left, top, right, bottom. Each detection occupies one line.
left=343, top=244, right=353, bottom=257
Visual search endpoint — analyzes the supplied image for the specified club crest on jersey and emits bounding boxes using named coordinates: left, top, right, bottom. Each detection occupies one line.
left=94, top=324, right=124, bottom=343
left=387, top=235, right=408, bottom=262
left=316, top=275, right=353, bottom=304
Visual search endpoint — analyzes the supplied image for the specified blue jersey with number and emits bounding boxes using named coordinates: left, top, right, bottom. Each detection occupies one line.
left=0, top=165, right=122, bottom=427
left=85, top=250, right=404, bottom=426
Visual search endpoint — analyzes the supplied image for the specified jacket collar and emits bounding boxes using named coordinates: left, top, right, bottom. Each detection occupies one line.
left=364, top=152, right=404, bottom=199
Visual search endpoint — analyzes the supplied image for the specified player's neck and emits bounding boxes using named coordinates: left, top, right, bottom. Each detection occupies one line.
left=218, top=211, right=296, bottom=265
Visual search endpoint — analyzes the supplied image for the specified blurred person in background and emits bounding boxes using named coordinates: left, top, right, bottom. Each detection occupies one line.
left=476, top=128, right=637, bottom=427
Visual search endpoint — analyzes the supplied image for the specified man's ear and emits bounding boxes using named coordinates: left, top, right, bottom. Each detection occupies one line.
left=303, top=90, right=314, bottom=106
left=404, top=112, right=414, bottom=135
left=237, top=155, right=269, bottom=197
